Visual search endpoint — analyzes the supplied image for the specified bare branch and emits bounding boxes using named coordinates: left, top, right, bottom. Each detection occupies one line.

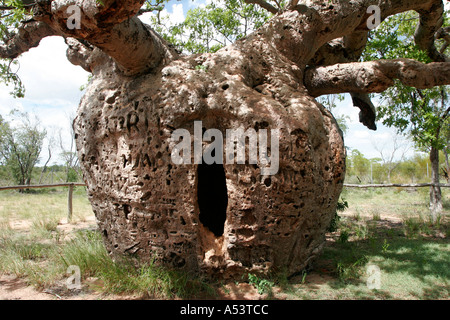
left=243, top=0, right=278, bottom=14
left=308, top=31, right=369, bottom=67
left=414, top=2, right=448, bottom=62
left=304, top=1, right=447, bottom=129
left=350, top=92, right=377, bottom=130
left=0, top=21, right=56, bottom=59
left=302, top=0, right=446, bottom=62
left=45, top=0, right=175, bottom=75
left=288, top=0, right=299, bottom=9
left=307, top=31, right=379, bottom=130
left=75, top=17, right=170, bottom=76
left=436, top=27, right=450, bottom=54
left=64, top=0, right=147, bottom=26
left=65, top=38, right=96, bottom=73
left=305, top=59, right=450, bottom=97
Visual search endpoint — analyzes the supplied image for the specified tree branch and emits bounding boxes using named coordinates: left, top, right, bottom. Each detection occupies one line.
left=73, top=17, right=171, bottom=76
left=23, top=0, right=175, bottom=76
left=304, top=0, right=447, bottom=129
left=65, top=37, right=96, bottom=73
left=0, top=21, right=56, bottom=59
left=302, top=0, right=447, bottom=62
left=243, top=0, right=278, bottom=14
left=436, top=26, right=450, bottom=54
left=54, top=0, right=148, bottom=27
left=350, top=92, right=378, bottom=130
left=307, top=31, right=380, bottom=130
left=442, top=105, right=450, bottom=121
left=304, top=59, right=450, bottom=97
left=414, top=2, right=448, bottom=62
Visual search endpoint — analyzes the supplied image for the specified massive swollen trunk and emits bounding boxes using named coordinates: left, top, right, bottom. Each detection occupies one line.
left=73, top=11, right=345, bottom=278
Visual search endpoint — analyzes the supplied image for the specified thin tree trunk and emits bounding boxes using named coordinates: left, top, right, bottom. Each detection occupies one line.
left=429, top=146, right=443, bottom=223
left=39, top=146, right=51, bottom=184
left=443, top=146, right=450, bottom=182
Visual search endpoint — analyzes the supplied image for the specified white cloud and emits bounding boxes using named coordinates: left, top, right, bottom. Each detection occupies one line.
left=18, top=36, right=89, bottom=102
left=140, top=2, right=186, bottom=26
left=188, top=0, right=209, bottom=9
left=171, top=3, right=187, bottom=24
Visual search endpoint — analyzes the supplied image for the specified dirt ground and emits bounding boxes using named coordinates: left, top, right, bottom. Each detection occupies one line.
left=0, top=274, right=264, bottom=301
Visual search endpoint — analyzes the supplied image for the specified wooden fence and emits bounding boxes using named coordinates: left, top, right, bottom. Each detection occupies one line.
left=344, top=183, right=450, bottom=188
left=0, top=183, right=87, bottom=222
left=0, top=182, right=449, bottom=222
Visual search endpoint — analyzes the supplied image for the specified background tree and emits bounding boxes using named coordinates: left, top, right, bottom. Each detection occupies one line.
left=347, top=149, right=371, bottom=183
left=372, top=133, right=410, bottom=184
left=442, top=123, right=450, bottom=182
left=37, top=130, right=54, bottom=184
left=148, top=0, right=272, bottom=54
left=318, top=94, right=350, bottom=137
left=363, top=10, right=450, bottom=222
left=0, top=0, right=27, bottom=97
left=58, top=114, right=81, bottom=183
left=0, top=110, right=46, bottom=188
left=396, top=153, right=430, bottom=183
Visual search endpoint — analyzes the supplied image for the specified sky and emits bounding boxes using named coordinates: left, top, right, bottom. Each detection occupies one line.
left=1, top=0, right=444, bottom=165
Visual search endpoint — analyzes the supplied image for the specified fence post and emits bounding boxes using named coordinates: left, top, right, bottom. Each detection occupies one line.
left=68, top=184, right=74, bottom=223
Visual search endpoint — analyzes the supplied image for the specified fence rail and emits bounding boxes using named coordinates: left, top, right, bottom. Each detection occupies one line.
left=0, top=183, right=87, bottom=222
left=1, top=182, right=449, bottom=222
left=0, top=183, right=86, bottom=191
left=344, top=183, right=450, bottom=188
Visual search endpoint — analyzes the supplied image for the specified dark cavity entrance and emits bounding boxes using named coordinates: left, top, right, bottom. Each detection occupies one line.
left=197, top=161, right=228, bottom=237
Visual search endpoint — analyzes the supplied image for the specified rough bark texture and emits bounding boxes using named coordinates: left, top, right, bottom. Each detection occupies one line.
left=73, top=19, right=346, bottom=277
left=2, top=0, right=450, bottom=278
left=304, top=59, right=450, bottom=97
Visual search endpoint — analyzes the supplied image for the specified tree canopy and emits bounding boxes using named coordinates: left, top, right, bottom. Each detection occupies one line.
left=364, top=10, right=449, bottom=152
left=0, top=110, right=46, bottom=186
left=362, top=9, right=449, bottom=219
left=1, top=1, right=449, bottom=111
left=148, top=0, right=272, bottom=54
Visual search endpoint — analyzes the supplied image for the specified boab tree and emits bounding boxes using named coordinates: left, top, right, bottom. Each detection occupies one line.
left=1, top=0, right=449, bottom=278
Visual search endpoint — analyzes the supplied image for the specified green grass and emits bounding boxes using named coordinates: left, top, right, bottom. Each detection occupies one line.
left=0, top=189, right=214, bottom=299
left=0, top=226, right=214, bottom=298
left=0, top=187, right=92, bottom=224
left=0, top=187, right=449, bottom=300
left=304, top=231, right=449, bottom=299
left=280, top=187, right=449, bottom=300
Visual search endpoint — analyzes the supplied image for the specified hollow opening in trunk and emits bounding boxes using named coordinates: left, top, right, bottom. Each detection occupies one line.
left=197, top=161, right=228, bottom=237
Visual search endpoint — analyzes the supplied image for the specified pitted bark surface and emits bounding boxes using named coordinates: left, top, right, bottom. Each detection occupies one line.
left=74, top=36, right=346, bottom=277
